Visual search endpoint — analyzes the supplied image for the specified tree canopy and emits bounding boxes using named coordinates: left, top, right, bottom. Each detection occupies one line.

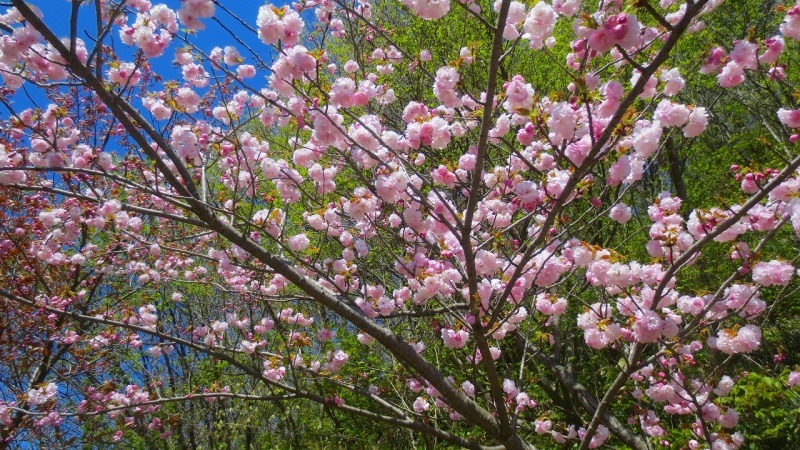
left=1, top=0, right=800, bottom=449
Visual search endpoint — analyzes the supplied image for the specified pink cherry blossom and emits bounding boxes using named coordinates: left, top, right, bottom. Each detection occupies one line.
left=778, top=108, right=800, bottom=128
left=413, top=396, right=430, bottom=413
left=177, top=0, right=215, bottom=31
left=402, top=0, right=450, bottom=20
left=761, top=36, right=785, bottom=64
left=27, top=382, right=57, bottom=406
left=523, top=2, right=557, bottom=49
left=660, top=68, right=685, bottom=96
left=683, top=107, right=708, bottom=137
left=752, top=260, right=794, bottom=286
left=535, top=293, right=567, bottom=316
left=654, top=100, right=690, bottom=128
left=714, top=325, right=762, bottom=354
left=288, top=234, right=310, bottom=252
left=503, top=75, right=534, bottom=112
left=609, top=203, right=633, bottom=224
left=717, top=62, right=745, bottom=87
left=789, top=371, right=800, bottom=387
left=442, top=328, right=469, bottom=348
left=257, top=5, right=304, bottom=46
left=781, top=4, right=800, bottom=40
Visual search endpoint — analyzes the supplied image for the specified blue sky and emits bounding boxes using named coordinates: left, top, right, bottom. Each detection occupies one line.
left=34, top=1, right=267, bottom=52
left=16, top=1, right=286, bottom=88
left=6, top=1, right=291, bottom=124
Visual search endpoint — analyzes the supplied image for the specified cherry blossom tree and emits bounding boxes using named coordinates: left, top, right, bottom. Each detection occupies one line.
left=1, top=0, right=800, bottom=448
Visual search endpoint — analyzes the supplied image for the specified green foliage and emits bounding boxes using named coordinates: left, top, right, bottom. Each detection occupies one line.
left=720, top=372, right=800, bottom=449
